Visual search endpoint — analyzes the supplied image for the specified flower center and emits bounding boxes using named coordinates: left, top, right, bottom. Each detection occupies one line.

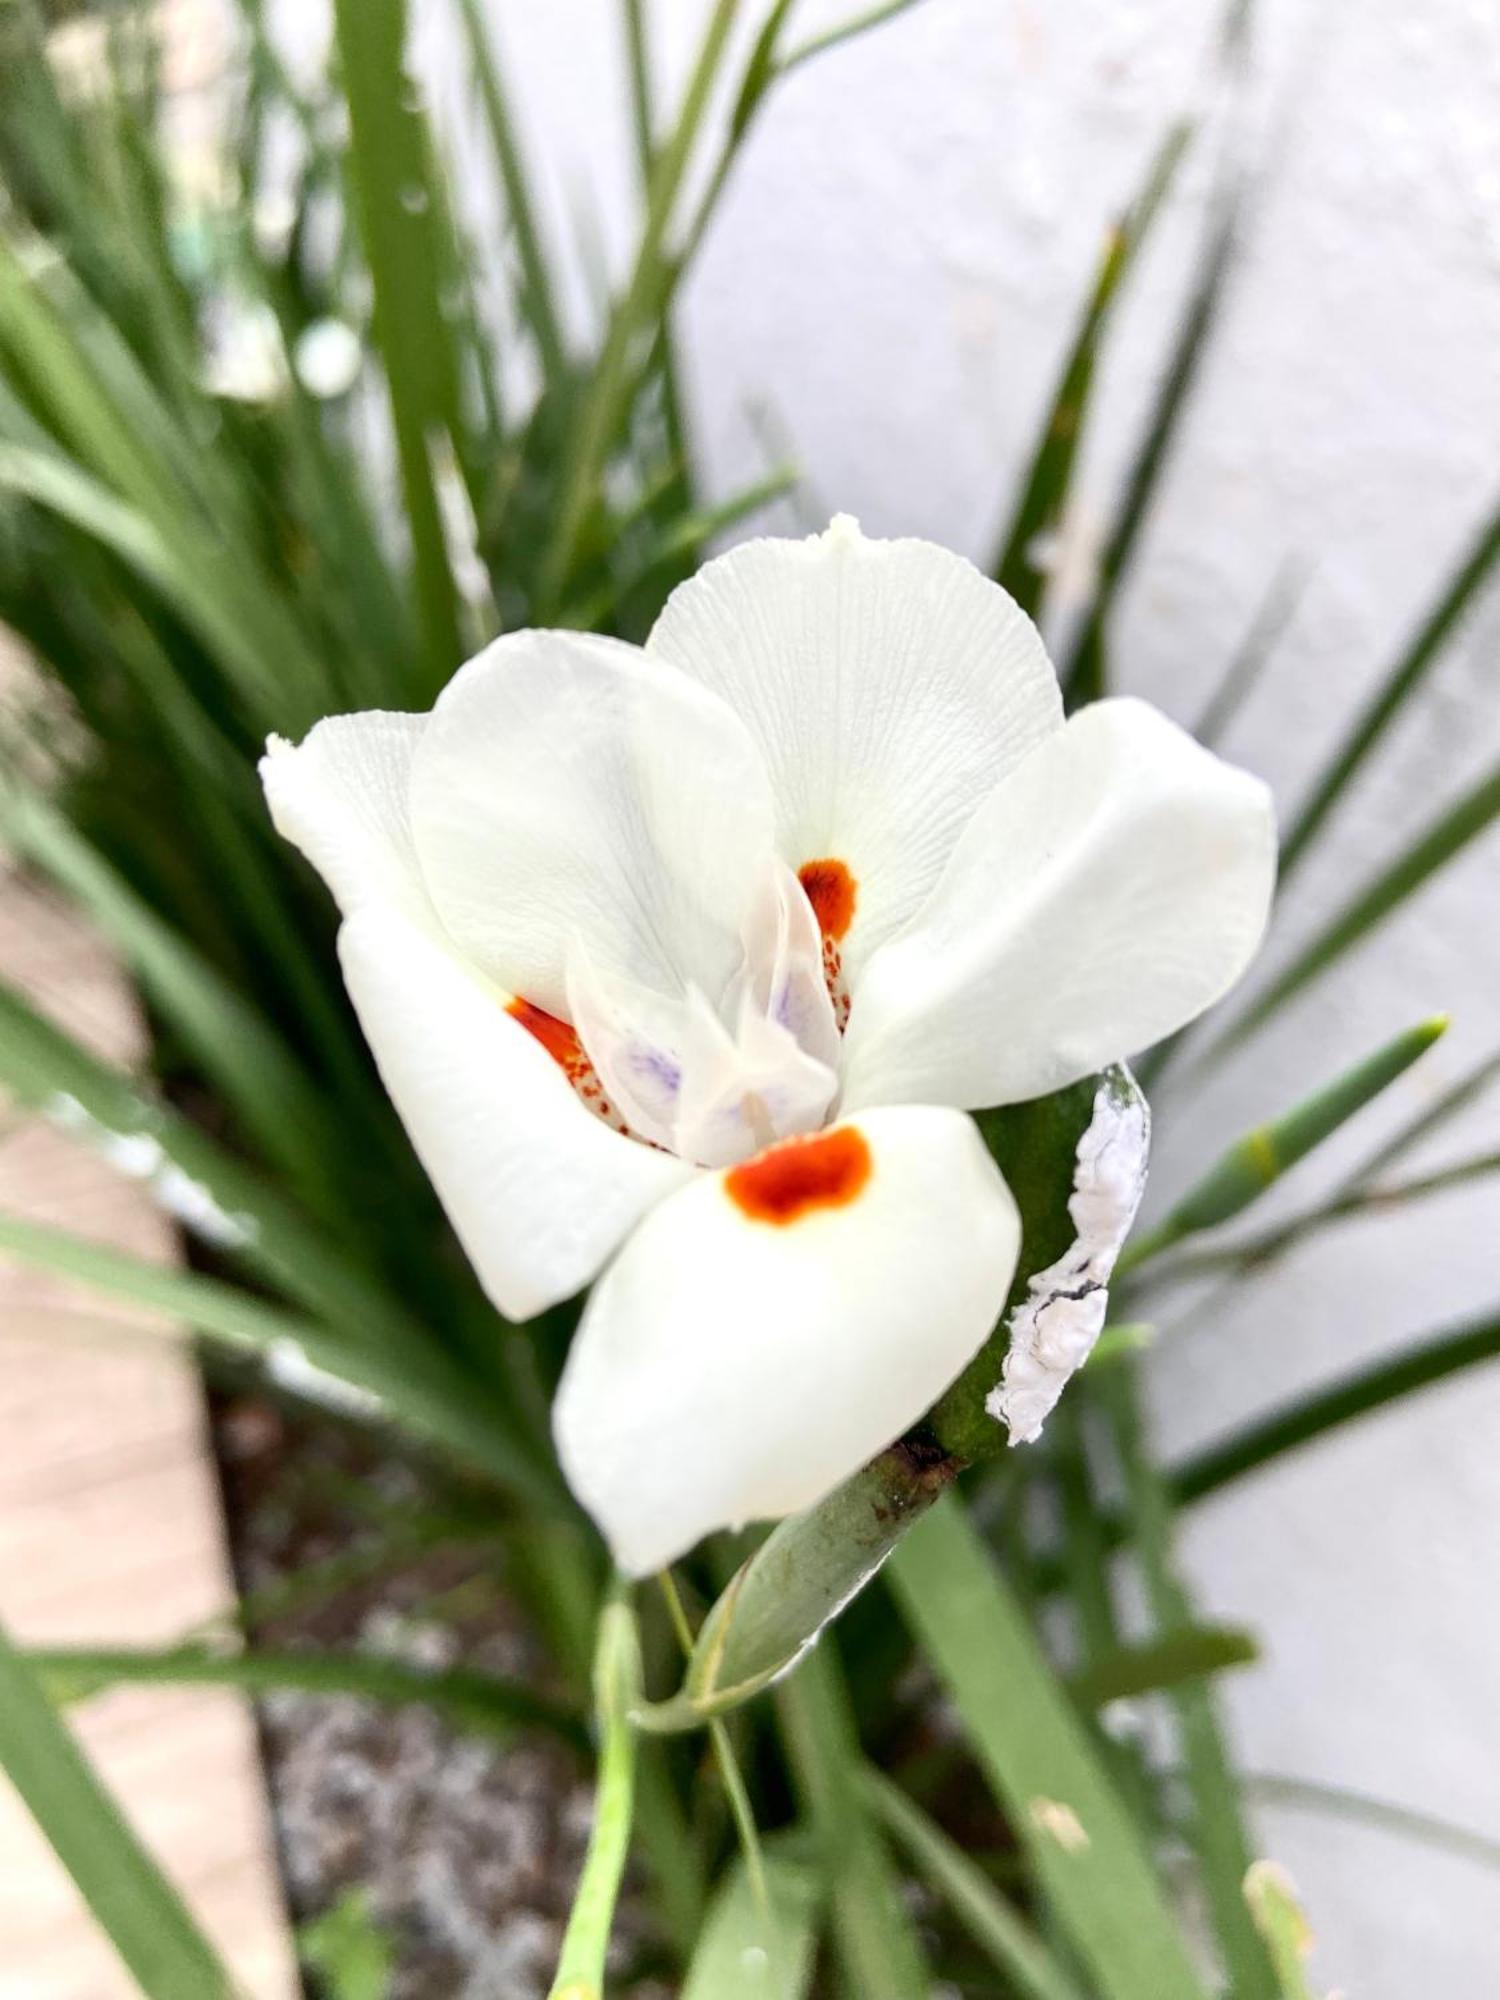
left=506, top=861, right=844, bottom=1170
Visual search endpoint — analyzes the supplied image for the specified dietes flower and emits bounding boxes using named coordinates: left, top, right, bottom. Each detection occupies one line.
left=261, top=517, right=1275, bottom=1574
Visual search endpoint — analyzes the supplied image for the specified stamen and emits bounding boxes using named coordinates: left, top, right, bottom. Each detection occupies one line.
left=507, top=996, right=629, bottom=1134
left=797, top=858, right=856, bottom=1031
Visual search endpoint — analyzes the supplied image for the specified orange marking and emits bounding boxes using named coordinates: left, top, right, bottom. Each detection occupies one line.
left=725, top=1125, right=872, bottom=1225
left=797, top=858, right=857, bottom=941
left=507, top=997, right=585, bottom=1074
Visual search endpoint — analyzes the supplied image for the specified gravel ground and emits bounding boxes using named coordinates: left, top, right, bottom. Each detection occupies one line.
left=209, top=1389, right=671, bottom=2000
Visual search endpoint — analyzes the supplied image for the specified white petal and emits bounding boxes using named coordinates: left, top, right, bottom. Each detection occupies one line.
left=734, top=858, right=842, bottom=1075
left=647, top=515, right=1063, bottom=984
left=842, top=699, right=1277, bottom=1112
left=407, top=629, right=777, bottom=1018
left=553, top=1105, right=1021, bottom=1575
left=260, top=710, right=431, bottom=919
left=337, top=904, right=691, bottom=1321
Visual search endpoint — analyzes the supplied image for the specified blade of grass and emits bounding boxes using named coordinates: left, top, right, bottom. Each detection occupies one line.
left=2, top=784, right=332, bottom=1203
left=1244, top=1771, right=1500, bottom=1874
left=776, top=1640, right=931, bottom=2000
left=1221, top=760, right=1500, bottom=1047
left=1121, top=1015, right=1449, bottom=1271
left=455, top=0, right=568, bottom=387
left=1101, top=1362, right=1280, bottom=1999
left=1172, top=1304, right=1500, bottom=1507
left=1279, top=492, right=1500, bottom=881
left=537, top=0, right=742, bottom=613
left=0, top=1613, right=233, bottom=2000
left=0, top=1210, right=550, bottom=1499
left=680, top=1851, right=821, bottom=2000
left=547, top=1596, right=642, bottom=2000
left=1243, top=1863, right=1318, bottom=2000
left=26, top=1642, right=583, bottom=1750
left=0, top=442, right=311, bottom=727
left=1068, top=1623, right=1259, bottom=1710
left=1192, top=557, right=1308, bottom=750
left=1143, top=1149, right=1500, bottom=1288
left=658, top=1570, right=773, bottom=1944
left=993, top=121, right=1192, bottom=613
left=0, top=972, right=433, bottom=1355
left=1060, top=190, right=1240, bottom=705
left=333, top=0, right=461, bottom=694
left=889, top=1496, right=1208, bottom=2000
left=778, top=0, right=929, bottom=72
left=859, top=1767, right=1086, bottom=2000
left=1352, top=1043, right=1500, bottom=1185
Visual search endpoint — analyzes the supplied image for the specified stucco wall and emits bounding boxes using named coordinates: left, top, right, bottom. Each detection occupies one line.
left=307, top=1, right=1500, bottom=1986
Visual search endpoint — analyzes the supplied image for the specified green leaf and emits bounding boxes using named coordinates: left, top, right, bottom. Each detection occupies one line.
left=776, top=1642, right=930, bottom=2000
left=639, top=1442, right=959, bottom=1732
left=1225, top=760, right=1500, bottom=1043
left=680, top=1852, right=821, bottom=2000
left=1244, top=1771, right=1500, bottom=1875
left=455, top=0, right=568, bottom=385
left=1192, top=557, right=1308, bottom=750
left=0, top=441, right=312, bottom=726
left=1, top=785, right=331, bottom=1204
left=859, top=1767, right=1085, bottom=2000
left=1144, top=1149, right=1500, bottom=1287
left=25, top=1640, right=584, bottom=1751
left=333, top=0, right=462, bottom=694
left=1122, top=1016, right=1449, bottom=1268
left=0, top=974, right=427, bottom=1355
left=1100, top=1365, right=1279, bottom=1999
left=1351, top=1041, right=1500, bottom=1185
left=1060, top=187, right=1239, bottom=704
left=299, top=1890, right=397, bottom=2000
left=0, top=1209, right=551, bottom=1502
left=889, top=1497, right=1209, bottom=2000
left=1068, top=1623, right=1260, bottom=1709
left=993, top=120, right=1191, bottom=613
left=1172, top=1304, right=1500, bottom=1507
left=1243, top=1863, right=1319, bottom=2000
left=1279, top=490, right=1500, bottom=881
left=547, top=1597, right=643, bottom=2000
left=778, top=0, right=930, bottom=74
left=537, top=0, right=741, bottom=613
left=0, top=1612, right=233, bottom=2000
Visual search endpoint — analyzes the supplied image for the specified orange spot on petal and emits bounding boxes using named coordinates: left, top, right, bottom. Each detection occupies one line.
left=507, top=997, right=585, bottom=1073
left=798, top=858, right=857, bottom=941
left=725, top=1125, right=872, bottom=1225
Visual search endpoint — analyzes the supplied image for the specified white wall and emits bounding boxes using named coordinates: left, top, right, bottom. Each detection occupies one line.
left=322, top=1, right=1500, bottom=1985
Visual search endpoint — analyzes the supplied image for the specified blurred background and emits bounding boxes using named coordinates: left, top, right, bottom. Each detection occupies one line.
left=2, top=2, right=1498, bottom=1995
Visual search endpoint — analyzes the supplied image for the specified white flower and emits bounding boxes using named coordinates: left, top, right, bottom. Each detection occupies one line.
left=260, top=516, right=1275, bottom=1575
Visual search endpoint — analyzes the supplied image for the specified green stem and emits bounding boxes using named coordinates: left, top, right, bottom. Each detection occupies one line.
left=548, top=1597, right=643, bottom=2000
left=659, top=1571, right=771, bottom=1926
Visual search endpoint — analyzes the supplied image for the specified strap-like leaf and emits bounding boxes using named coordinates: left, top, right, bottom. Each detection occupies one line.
left=0, top=1615, right=233, bottom=2000
left=890, top=1497, right=1209, bottom=2000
